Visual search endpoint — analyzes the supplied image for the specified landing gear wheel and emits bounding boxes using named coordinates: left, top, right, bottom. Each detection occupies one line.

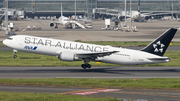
left=14, top=55, right=17, bottom=58
left=13, top=50, right=17, bottom=58
left=81, top=64, right=87, bottom=69
left=81, top=64, right=91, bottom=69
left=87, top=64, right=91, bottom=68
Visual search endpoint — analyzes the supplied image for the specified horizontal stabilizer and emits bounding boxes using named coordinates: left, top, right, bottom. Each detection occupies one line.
left=147, top=57, right=169, bottom=60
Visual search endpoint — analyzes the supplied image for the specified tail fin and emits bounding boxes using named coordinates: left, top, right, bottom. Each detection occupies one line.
left=61, top=3, right=63, bottom=17
left=141, top=28, right=177, bottom=56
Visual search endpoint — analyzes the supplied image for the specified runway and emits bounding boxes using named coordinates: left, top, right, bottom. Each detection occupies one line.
left=0, top=66, right=180, bottom=79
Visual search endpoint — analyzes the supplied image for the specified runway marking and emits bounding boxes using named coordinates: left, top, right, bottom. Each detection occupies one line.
left=71, top=89, right=121, bottom=95
left=72, top=31, right=91, bottom=41
left=170, top=96, right=180, bottom=98
left=72, top=91, right=99, bottom=95
left=36, top=21, right=44, bottom=25
left=57, top=88, right=104, bottom=95
left=114, top=92, right=180, bottom=98
left=57, top=88, right=121, bottom=95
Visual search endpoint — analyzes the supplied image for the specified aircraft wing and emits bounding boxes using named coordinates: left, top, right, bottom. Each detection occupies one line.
left=141, top=12, right=171, bottom=17
left=76, top=51, right=119, bottom=59
left=50, top=21, right=61, bottom=24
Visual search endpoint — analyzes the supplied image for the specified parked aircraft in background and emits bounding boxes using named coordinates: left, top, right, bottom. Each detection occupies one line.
left=120, top=11, right=172, bottom=22
left=49, top=3, right=85, bottom=29
left=3, top=28, right=177, bottom=69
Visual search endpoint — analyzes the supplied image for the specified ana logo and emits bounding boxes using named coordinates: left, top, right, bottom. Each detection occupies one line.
left=24, top=46, right=37, bottom=50
left=153, top=41, right=165, bottom=53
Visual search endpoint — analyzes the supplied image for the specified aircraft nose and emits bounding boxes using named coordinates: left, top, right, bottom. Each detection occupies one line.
left=3, top=39, right=7, bottom=46
left=3, top=39, right=10, bottom=47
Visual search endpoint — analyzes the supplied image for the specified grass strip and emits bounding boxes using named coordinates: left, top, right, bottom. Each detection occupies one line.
left=1, top=41, right=180, bottom=47
left=0, top=78, right=180, bottom=89
left=74, top=41, right=180, bottom=47
left=0, top=42, right=6, bottom=47
left=0, top=92, right=118, bottom=101
left=0, top=50, right=180, bottom=66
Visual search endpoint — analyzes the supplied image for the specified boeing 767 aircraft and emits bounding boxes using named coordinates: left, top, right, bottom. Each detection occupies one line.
left=3, top=28, right=177, bottom=69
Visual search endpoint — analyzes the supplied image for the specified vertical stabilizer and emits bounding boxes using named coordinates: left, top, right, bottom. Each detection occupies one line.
left=138, top=0, right=140, bottom=13
left=61, top=3, right=63, bottom=17
left=141, top=28, right=177, bottom=56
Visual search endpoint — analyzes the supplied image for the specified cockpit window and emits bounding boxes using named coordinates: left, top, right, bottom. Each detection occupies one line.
left=7, top=38, right=13, bottom=40
left=64, top=19, right=69, bottom=21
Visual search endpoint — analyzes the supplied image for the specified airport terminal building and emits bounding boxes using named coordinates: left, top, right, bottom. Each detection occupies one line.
left=0, top=0, right=180, bottom=18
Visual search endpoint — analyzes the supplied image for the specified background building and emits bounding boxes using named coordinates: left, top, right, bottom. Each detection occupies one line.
left=0, top=0, right=179, bottom=18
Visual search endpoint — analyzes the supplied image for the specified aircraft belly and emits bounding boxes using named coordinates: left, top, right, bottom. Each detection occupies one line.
left=97, top=55, right=134, bottom=65
left=97, top=55, right=155, bottom=65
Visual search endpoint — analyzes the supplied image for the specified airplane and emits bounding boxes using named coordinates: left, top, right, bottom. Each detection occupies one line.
left=3, top=28, right=177, bottom=69
left=119, top=0, right=172, bottom=22
left=120, top=10, right=172, bottom=22
left=49, top=3, right=85, bottom=29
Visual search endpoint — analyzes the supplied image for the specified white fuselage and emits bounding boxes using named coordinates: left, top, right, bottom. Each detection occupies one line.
left=121, top=11, right=140, bottom=19
left=3, top=35, right=169, bottom=65
left=59, top=16, right=70, bottom=26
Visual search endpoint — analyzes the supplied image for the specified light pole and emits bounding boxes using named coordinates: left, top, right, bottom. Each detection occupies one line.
left=124, top=0, right=127, bottom=27
left=5, top=0, right=8, bottom=31
left=32, top=0, right=35, bottom=14
left=130, top=0, right=132, bottom=28
left=75, top=0, right=76, bottom=18
left=172, top=0, right=173, bottom=19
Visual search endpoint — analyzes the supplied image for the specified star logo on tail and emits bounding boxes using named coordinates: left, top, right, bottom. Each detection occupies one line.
left=153, top=41, right=165, bottom=53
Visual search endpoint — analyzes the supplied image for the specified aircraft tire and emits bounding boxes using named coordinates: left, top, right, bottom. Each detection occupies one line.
left=81, top=64, right=86, bottom=69
left=14, top=55, right=17, bottom=58
left=87, top=64, right=91, bottom=68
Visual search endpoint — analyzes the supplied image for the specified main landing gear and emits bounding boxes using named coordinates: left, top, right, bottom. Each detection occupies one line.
left=81, top=64, right=91, bottom=69
left=13, top=49, right=17, bottom=58
left=55, top=23, right=58, bottom=28
left=81, top=59, right=91, bottom=69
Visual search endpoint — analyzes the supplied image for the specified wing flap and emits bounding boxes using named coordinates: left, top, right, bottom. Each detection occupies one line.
left=50, top=21, right=61, bottom=24
left=76, top=51, right=119, bottom=59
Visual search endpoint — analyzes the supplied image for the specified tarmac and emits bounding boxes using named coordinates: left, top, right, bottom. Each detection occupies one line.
left=0, top=19, right=180, bottom=42
left=0, top=66, right=180, bottom=79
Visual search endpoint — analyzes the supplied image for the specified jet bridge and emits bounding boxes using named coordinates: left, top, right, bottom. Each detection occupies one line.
left=93, top=8, right=121, bottom=19
left=0, top=8, right=25, bottom=20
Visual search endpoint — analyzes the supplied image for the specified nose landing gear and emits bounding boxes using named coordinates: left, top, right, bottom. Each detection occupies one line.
left=13, top=49, right=17, bottom=58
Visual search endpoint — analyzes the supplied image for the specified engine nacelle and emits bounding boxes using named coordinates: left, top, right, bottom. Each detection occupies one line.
left=50, top=23, right=54, bottom=27
left=59, top=51, right=81, bottom=62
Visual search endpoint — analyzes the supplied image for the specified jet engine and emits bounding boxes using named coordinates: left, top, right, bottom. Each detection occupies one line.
left=50, top=23, right=54, bottom=27
left=59, top=51, right=81, bottom=62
